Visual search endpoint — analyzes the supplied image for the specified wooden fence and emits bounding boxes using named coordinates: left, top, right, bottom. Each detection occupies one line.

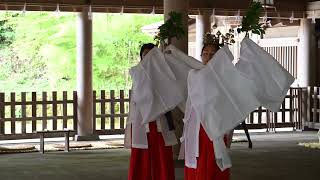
left=93, top=90, right=130, bottom=135
left=238, top=87, right=304, bottom=132
left=0, top=91, right=78, bottom=140
left=305, top=87, right=320, bottom=129
left=0, top=88, right=315, bottom=140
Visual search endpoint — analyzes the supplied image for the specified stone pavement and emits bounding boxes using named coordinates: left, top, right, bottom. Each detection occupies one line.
left=0, top=131, right=319, bottom=180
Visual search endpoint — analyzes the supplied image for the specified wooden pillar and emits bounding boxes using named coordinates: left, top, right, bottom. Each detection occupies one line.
left=297, top=18, right=317, bottom=87
left=75, top=6, right=99, bottom=141
left=164, top=0, right=189, bottom=53
left=196, top=10, right=211, bottom=60
left=297, top=18, right=318, bottom=130
left=164, top=0, right=189, bottom=159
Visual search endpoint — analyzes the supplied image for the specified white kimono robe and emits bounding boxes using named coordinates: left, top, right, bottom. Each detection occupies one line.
left=129, top=47, right=184, bottom=125
left=186, top=46, right=261, bottom=170
left=124, top=47, right=181, bottom=149
left=179, top=97, right=201, bottom=168
left=164, top=45, right=204, bottom=112
left=236, top=37, right=295, bottom=112
left=124, top=99, right=177, bottom=149
left=184, top=40, right=294, bottom=171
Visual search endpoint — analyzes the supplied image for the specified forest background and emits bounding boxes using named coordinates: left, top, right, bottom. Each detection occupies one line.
left=0, top=12, right=162, bottom=93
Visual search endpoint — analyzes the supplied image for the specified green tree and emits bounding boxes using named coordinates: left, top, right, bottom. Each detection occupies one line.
left=0, top=12, right=162, bottom=93
left=0, top=13, right=16, bottom=49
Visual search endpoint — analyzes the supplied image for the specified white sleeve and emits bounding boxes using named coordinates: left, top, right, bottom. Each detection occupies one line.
left=237, top=37, right=295, bottom=112
left=164, top=45, right=204, bottom=112
left=130, top=47, right=184, bottom=124
left=187, top=46, right=261, bottom=170
left=188, top=46, right=260, bottom=139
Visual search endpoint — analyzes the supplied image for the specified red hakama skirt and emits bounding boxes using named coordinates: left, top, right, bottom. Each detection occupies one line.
left=184, top=125, right=230, bottom=180
left=128, top=121, right=175, bottom=180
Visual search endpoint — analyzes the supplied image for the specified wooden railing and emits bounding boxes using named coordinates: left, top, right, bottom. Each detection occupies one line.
left=305, top=87, right=320, bottom=129
left=93, top=90, right=130, bottom=135
left=0, top=88, right=313, bottom=140
left=0, top=91, right=78, bottom=140
left=238, top=87, right=304, bottom=132
left=0, top=90, right=131, bottom=140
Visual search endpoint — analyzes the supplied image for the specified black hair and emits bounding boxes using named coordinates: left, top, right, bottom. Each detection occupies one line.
left=140, top=43, right=156, bottom=60
left=201, top=43, right=220, bottom=56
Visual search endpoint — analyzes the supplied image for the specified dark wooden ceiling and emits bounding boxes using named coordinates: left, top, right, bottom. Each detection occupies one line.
left=0, top=0, right=314, bottom=18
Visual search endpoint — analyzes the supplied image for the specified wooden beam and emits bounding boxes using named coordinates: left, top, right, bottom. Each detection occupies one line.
left=0, top=0, right=309, bottom=18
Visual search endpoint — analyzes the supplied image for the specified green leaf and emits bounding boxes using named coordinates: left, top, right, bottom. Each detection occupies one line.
left=238, top=1, right=265, bottom=36
left=154, top=11, right=186, bottom=45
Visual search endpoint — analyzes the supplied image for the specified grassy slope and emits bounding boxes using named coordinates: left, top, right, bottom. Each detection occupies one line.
left=0, top=12, right=162, bottom=93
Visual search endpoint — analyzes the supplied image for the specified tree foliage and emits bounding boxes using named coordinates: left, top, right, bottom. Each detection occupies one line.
left=0, top=13, right=17, bottom=48
left=0, top=12, right=162, bottom=93
left=237, top=1, right=265, bottom=37
left=154, top=11, right=185, bottom=45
